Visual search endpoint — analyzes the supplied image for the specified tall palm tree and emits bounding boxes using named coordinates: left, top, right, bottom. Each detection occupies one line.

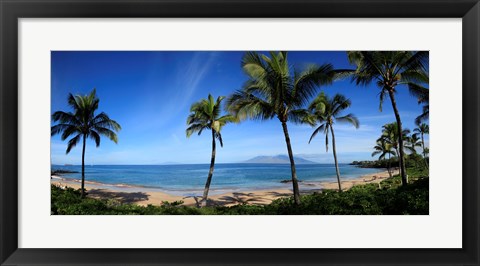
left=378, top=122, right=410, bottom=177
left=414, top=122, right=429, bottom=169
left=226, top=51, right=339, bottom=205
left=372, top=139, right=395, bottom=178
left=347, top=51, right=428, bottom=186
left=186, top=94, right=236, bottom=207
left=306, top=92, right=359, bottom=191
left=51, top=89, right=121, bottom=198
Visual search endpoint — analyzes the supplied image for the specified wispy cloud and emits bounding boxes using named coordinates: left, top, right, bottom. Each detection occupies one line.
left=358, top=114, right=393, bottom=121
left=176, top=52, right=217, bottom=110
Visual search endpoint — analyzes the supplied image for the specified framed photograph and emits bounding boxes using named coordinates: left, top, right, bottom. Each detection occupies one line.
left=1, top=0, right=478, bottom=265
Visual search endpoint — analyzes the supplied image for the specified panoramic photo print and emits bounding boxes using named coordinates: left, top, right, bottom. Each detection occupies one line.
left=51, top=51, right=429, bottom=215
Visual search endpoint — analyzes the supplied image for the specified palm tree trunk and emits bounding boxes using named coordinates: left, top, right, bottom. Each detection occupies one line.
left=81, top=134, right=86, bottom=198
left=281, top=122, right=301, bottom=205
left=394, top=148, right=400, bottom=176
left=387, top=153, right=392, bottom=178
left=421, top=133, right=429, bottom=170
left=330, top=125, right=342, bottom=192
left=388, top=89, right=408, bottom=186
left=201, top=129, right=216, bottom=207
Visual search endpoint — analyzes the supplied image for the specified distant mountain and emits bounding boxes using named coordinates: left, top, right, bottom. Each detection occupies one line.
left=242, top=155, right=316, bottom=164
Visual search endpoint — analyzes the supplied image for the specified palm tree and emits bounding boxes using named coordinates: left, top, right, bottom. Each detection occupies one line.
left=372, top=139, right=395, bottom=178
left=405, top=133, right=423, bottom=169
left=405, top=133, right=422, bottom=154
left=347, top=51, right=428, bottom=186
left=51, top=89, right=121, bottom=198
left=414, top=122, right=429, bottom=169
left=186, top=94, right=236, bottom=207
left=226, top=51, right=339, bottom=205
left=306, top=92, right=359, bottom=191
left=378, top=122, right=410, bottom=177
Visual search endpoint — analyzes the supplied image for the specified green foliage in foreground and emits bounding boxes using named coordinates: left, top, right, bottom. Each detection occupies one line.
left=51, top=168, right=428, bottom=215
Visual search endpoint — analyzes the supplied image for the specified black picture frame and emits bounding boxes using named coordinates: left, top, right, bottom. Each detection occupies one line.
left=1, top=0, right=478, bottom=265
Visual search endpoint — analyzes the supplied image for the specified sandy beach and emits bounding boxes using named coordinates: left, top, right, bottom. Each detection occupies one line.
left=51, top=169, right=398, bottom=207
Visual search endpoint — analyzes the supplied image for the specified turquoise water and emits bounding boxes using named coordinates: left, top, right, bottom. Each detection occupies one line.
left=51, top=163, right=383, bottom=195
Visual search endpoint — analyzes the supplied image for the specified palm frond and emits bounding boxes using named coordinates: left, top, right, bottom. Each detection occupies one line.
left=331, top=94, right=351, bottom=116
left=406, top=83, right=429, bottom=103
left=226, top=90, right=275, bottom=121
left=216, top=132, right=224, bottom=147
left=51, top=124, right=77, bottom=137
left=325, top=125, right=330, bottom=152
left=89, top=130, right=101, bottom=147
left=289, top=109, right=311, bottom=124
left=217, top=114, right=238, bottom=125
left=242, top=51, right=268, bottom=79
left=66, top=134, right=82, bottom=154
left=336, top=113, right=360, bottom=128
left=94, top=127, right=119, bottom=143
left=331, top=69, right=355, bottom=81
left=415, top=105, right=429, bottom=124
left=308, top=124, right=326, bottom=144
left=347, top=51, right=385, bottom=86
left=186, top=123, right=206, bottom=138
left=293, top=63, right=334, bottom=107
left=396, top=51, right=429, bottom=76
left=378, top=89, right=388, bottom=112
left=92, top=112, right=122, bottom=131
left=52, top=111, right=79, bottom=124
left=61, top=125, right=82, bottom=140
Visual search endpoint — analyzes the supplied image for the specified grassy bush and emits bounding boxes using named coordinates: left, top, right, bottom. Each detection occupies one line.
left=51, top=167, right=428, bottom=215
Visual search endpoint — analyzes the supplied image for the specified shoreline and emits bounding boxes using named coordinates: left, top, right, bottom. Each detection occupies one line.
left=51, top=169, right=398, bottom=207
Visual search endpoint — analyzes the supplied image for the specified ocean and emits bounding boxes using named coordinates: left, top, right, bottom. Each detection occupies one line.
left=51, top=163, right=383, bottom=196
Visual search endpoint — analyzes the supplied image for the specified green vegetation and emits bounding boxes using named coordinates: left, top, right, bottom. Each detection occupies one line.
left=369, top=121, right=429, bottom=182
left=371, top=139, right=395, bottom=178
left=351, top=159, right=398, bottom=168
left=347, top=51, right=429, bottom=186
left=52, top=166, right=428, bottom=215
left=51, top=89, right=121, bottom=198
left=304, top=92, right=359, bottom=192
left=185, top=94, right=237, bottom=207
left=226, top=51, right=341, bottom=205
left=414, top=123, right=429, bottom=169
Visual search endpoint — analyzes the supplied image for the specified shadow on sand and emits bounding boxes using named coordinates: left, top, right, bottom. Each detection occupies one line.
left=87, top=189, right=149, bottom=204
left=86, top=189, right=316, bottom=208
left=185, top=191, right=294, bottom=207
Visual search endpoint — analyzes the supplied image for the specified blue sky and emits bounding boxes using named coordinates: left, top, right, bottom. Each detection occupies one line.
left=51, top=51, right=428, bottom=165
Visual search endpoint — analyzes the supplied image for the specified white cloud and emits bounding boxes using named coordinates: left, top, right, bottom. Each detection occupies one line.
left=176, top=52, right=216, bottom=110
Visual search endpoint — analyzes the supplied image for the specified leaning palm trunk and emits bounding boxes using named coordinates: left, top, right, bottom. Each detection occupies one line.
left=281, top=122, right=301, bottom=205
left=387, top=153, right=392, bottom=178
left=330, top=125, right=342, bottom=192
left=394, top=148, right=400, bottom=176
left=201, top=129, right=216, bottom=207
left=81, top=134, right=86, bottom=198
left=388, top=90, right=408, bottom=185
